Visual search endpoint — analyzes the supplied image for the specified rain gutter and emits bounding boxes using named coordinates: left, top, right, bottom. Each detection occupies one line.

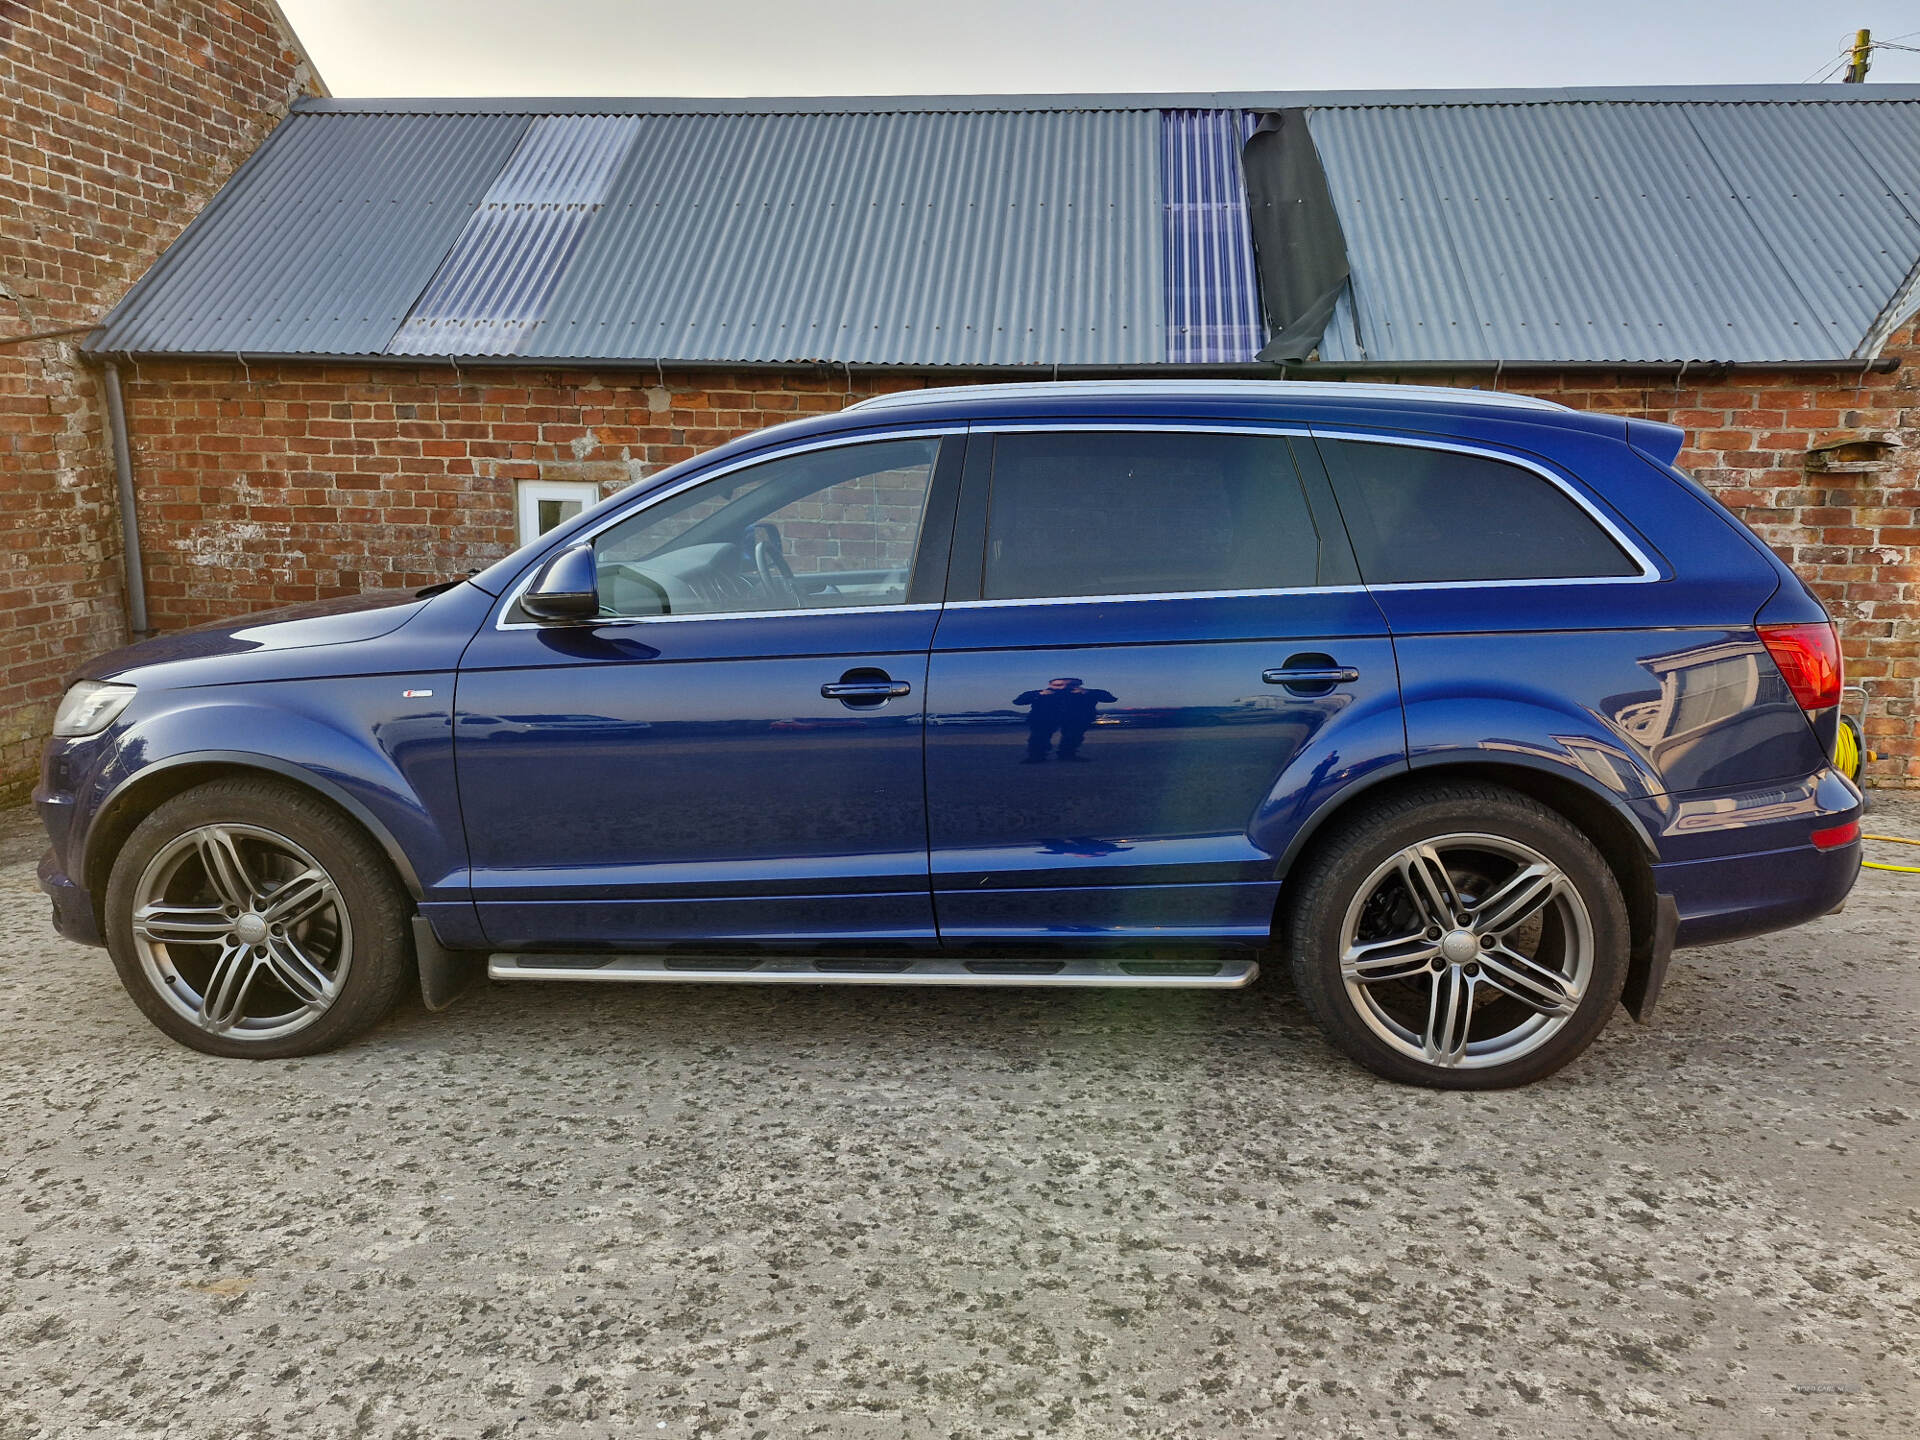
left=98, top=352, right=1901, bottom=378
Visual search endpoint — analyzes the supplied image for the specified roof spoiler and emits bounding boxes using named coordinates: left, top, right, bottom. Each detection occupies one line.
left=1627, top=418, right=1686, bottom=466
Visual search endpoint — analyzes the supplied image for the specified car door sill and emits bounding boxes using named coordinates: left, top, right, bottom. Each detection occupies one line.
left=487, top=954, right=1259, bottom=987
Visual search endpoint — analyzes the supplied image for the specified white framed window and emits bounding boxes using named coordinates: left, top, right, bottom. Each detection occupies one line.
left=517, top=479, right=600, bottom=547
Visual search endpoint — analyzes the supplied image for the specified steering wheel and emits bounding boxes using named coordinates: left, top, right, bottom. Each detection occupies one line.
left=751, top=524, right=801, bottom=607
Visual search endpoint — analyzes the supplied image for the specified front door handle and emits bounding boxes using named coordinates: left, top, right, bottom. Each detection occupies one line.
left=822, top=667, right=912, bottom=707
left=1263, top=657, right=1360, bottom=697
left=1262, top=666, right=1360, bottom=686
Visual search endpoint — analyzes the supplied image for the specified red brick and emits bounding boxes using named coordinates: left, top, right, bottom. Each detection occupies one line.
left=0, top=0, right=315, bottom=800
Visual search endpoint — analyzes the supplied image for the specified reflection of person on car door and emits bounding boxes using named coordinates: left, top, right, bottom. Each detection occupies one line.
left=1013, top=677, right=1117, bottom=762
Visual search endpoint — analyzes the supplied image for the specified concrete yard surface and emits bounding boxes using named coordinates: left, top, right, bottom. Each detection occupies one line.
left=2, top=797, right=1917, bottom=1439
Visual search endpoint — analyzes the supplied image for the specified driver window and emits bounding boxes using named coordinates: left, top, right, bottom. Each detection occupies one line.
left=592, top=438, right=942, bottom=618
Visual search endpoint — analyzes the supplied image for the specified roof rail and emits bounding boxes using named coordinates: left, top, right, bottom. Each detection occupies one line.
left=846, top=379, right=1570, bottom=414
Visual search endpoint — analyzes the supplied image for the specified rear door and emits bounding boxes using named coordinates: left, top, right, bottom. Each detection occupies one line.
left=923, top=424, right=1405, bottom=948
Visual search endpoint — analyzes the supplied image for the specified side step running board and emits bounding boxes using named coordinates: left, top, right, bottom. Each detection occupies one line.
left=488, top=954, right=1258, bottom=988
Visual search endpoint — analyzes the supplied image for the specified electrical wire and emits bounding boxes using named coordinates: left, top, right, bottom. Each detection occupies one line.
left=1798, top=29, right=1920, bottom=85
left=1800, top=49, right=1852, bottom=84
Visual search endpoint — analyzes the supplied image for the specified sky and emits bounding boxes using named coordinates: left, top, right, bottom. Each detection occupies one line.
left=277, top=0, right=1920, bottom=97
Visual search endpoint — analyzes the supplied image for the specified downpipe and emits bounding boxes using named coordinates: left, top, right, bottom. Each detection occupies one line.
left=100, top=359, right=151, bottom=638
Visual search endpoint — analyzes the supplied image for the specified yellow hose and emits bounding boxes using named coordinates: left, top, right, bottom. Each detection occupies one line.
left=1863, top=833, right=1920, bottom=874
left=1834, top=719, right=1861, bottom=780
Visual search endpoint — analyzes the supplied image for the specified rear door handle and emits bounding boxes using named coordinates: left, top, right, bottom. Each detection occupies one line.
left=1263, top=665, right=1360, bottom=691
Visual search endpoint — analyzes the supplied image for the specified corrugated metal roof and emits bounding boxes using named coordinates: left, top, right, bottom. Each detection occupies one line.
left=88, top=88, right=1920, bottom=368
left=1162, top=110, right=1264, bottom=364
left=1308, top=100, right=1920, bottom=363
left=92, top=112, right=530, bottom=356
left=520, top=110, right=1162, bottom=365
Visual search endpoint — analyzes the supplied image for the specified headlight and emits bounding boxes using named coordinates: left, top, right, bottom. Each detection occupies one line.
left=52, top=681, right=136, bottom=737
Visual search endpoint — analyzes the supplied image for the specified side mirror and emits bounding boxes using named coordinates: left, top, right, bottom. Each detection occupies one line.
left=520, top=543, right=601, bottom=622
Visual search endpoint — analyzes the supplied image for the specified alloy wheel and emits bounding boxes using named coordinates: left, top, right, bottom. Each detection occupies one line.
left=128, top=823, right=353, bottom=1042
left=1337, top=832, right=1594, bottom=1070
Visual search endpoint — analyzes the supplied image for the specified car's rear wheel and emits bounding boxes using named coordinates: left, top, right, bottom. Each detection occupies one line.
left=1286, top=783, right=1629, bottom=1089
left=104, top=777, right=412, bottom=1058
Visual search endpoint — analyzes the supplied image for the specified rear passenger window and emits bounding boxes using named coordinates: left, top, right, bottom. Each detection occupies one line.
left=1318, top=438, right=1640, bottom=584
left=983, top=432, right=1326, bottom=600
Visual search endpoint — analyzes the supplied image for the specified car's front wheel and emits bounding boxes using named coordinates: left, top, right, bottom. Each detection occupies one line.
left=104, top=777, right=412, bottom=1058
left=1286, top=783, right=1630, bottom=1088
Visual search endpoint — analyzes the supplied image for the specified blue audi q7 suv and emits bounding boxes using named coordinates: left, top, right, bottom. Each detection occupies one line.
left=35, top=381, right=1862, bottom=1087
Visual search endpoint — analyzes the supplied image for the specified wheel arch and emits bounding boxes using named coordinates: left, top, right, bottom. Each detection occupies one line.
left=1276, top=756, right=1661, bottom=1009
left=82, top=753, right=427, bottom=913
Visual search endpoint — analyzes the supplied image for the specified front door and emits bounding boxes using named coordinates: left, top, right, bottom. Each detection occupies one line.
left=924, top=426, right=1404, bottom=948
left=456, top=432, right=961, bottom=950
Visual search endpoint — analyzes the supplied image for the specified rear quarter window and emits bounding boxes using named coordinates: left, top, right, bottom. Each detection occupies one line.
left=1317, top=438, right=1641, bottom=584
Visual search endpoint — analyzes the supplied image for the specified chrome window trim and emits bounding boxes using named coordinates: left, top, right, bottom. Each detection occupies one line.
left=533, top=600, right=944, bottom=628
left=962, top=420, right=1664, bottom=595
left=945, top=585, right=1369, bottom=610
left=493, top=427, right=961, bottom=631
left=492, top=417, right=1661, bottom=631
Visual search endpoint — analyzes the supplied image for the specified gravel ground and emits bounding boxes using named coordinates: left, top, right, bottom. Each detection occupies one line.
left=2, top=797, right=1917, bottom=1440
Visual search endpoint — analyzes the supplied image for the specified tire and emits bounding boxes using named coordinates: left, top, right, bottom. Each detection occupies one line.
left=103, top=777, right=413, bottom=1058
left=1285, top=783, right=1629, bottom=1089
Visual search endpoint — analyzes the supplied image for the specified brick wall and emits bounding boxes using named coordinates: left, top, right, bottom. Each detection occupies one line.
left=1521, top=325, right=1920, bottom=788
left=114, top=363, right=930, bottom=613
left=112, top=342, right=1919, bottom=785
left=0, top=0, right=318, bottom=800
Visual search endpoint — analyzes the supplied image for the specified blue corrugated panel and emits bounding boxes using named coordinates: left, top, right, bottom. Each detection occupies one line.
left=1161, top=110, right=1265, bottom=363
left=90, top=112, right=530, bottom=357
left=389, top=115, right=642, bottom=356
left=523, top=109, right=1164, bottom=365
left=1307, top=99, right=1920, bottom=364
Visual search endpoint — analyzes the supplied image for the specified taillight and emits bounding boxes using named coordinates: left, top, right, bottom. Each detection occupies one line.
left=1810, top=821, right=1860, bottom=851
left=1758, top=622, right=1842, bottom=712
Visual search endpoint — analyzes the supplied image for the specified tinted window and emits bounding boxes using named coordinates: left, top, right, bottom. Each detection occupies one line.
left=591, top=438, right=941, bottom=617
left=1318, top=439, right=1639, bottom=584
left=982, top=432, right=1323, bottom=601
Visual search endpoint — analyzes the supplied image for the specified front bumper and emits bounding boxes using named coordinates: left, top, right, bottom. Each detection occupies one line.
left=35, top=739, right=107, bottom=949
left=37, top=846, right=102, bottom=947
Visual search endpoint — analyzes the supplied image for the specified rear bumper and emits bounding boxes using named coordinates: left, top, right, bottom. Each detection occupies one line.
left=1645, top=765, right=1863, bottom=950
left=1658, top=839, right=1861, bottom=949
